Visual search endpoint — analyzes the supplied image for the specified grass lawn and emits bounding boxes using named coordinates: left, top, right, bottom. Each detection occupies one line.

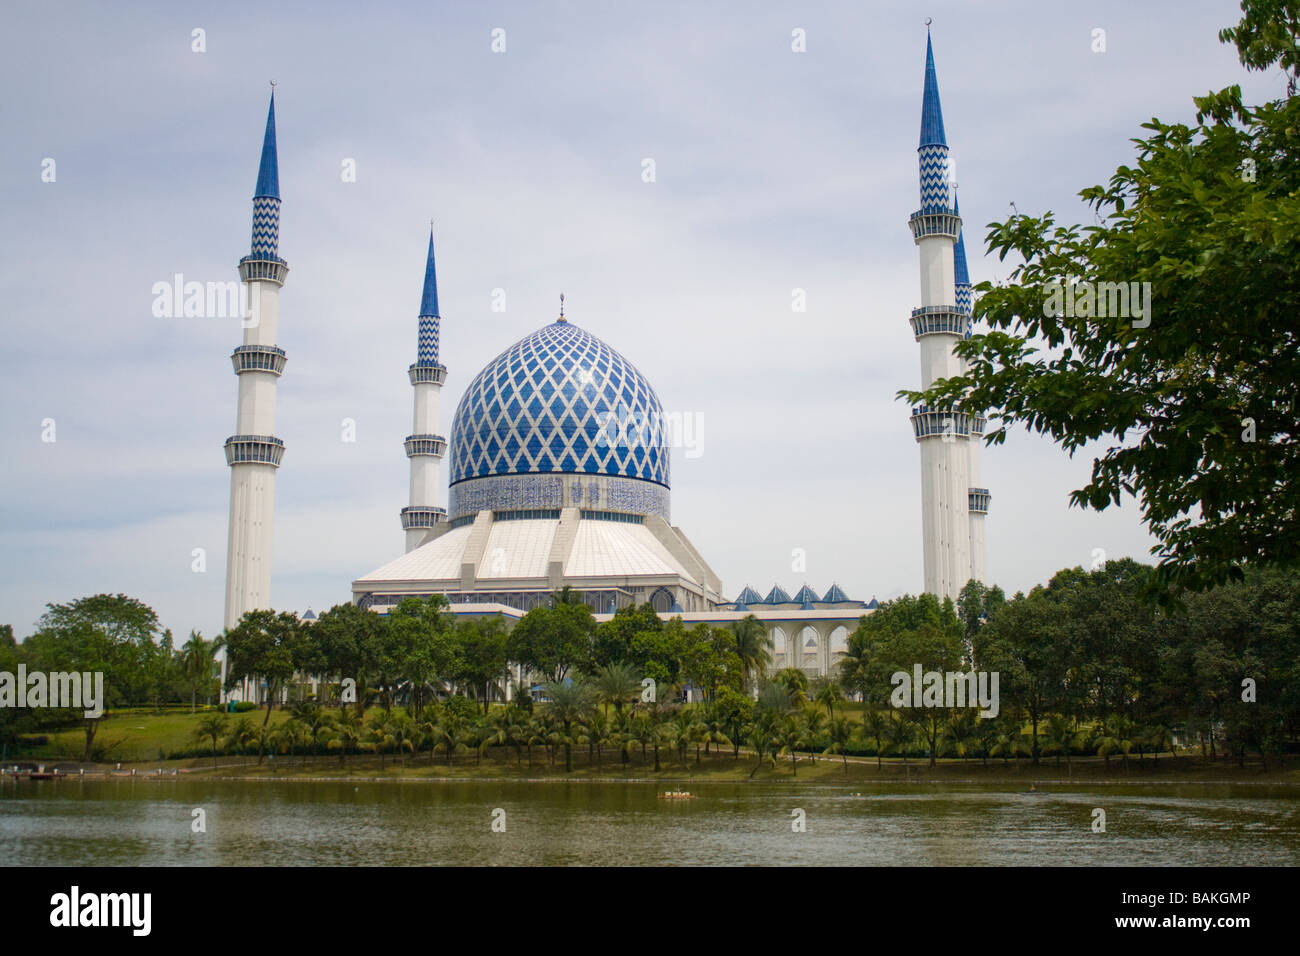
left=12, top=706, right=1298, bottom=784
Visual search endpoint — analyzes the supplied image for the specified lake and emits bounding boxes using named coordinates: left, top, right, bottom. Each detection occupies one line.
left=2, top=777, right=1297, bottom=866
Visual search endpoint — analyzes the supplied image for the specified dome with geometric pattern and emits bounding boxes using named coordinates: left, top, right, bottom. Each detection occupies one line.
left=447, top=319, right=671, bottom=522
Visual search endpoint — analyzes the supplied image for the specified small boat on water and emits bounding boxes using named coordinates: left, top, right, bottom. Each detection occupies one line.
left=658, top=790, right=696, bottom=799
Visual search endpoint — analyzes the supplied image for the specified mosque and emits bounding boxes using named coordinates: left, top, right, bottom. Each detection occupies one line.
left=220, top=30, right=989, bottom=685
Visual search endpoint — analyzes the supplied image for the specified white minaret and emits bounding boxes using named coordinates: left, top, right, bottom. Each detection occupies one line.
left=954, top=195, right=991, bottom=584
left=223, top=90, right=288, bottom=641
left=401, top=227, right=448, bottom=551
left=908, top=30, right=972, bottom=602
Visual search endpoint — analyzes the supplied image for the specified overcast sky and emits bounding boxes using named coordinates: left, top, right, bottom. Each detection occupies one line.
left=0, top=1, right=1284, bottom=640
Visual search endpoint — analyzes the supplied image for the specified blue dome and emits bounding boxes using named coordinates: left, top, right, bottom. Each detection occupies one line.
left=449, top=321, right=670, bottom=491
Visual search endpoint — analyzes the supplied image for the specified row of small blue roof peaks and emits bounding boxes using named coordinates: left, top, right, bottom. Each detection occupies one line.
left=729, top=583, right=876, bottom=612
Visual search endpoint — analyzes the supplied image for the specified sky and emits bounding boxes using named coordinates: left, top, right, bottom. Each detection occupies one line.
left=0, top=0, right=1285, bottom=640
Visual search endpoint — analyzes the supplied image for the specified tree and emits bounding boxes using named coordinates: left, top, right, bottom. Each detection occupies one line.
left=195, top=713, right=228, bottom=769
left=330, top=707, right=364, bottom=767
left=225, top=717, right=257, bottom=768
left=592, top=661, right=641, bottom=717
left=824, top=717, right=853, bottom=771
left=813, top=678, right=844, bottom=723
left=26, top=593, right=165, bottom=761
left=222, top=609, right=306, bottom=735
left=729, top=615, right=772, bottom=692
left=543, top=679, right=596, bottom=773
left=771, top=668, right=810, bottom=708
left=389, top=595, right=458, bottom=716
left=975, top=587, right=1072, bottom=765
left=180, top=631, right=219, bottom=712
left=311, top=603, right=380, bottom=712
left=453, top=616, right=509, bottom=714
left=509, top=601, right=595, bottom=683
left=905, top=1, right=1300, bottom=598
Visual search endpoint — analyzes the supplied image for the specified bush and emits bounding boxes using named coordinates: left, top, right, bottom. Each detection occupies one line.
left=232, top=701, right=258, bottom=713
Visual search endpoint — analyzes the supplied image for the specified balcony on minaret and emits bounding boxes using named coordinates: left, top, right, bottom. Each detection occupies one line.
left=231, top=344, right=287, bottom=376
left=909, top=405, right=972, bottom=441
left=971, top=415, right=986, bottom=438
left=968, top=488, right=991, bottom=514
left=400, top=505, right=448, bottom=530
left=908, top=205, right=961, bottom=243
left=404, top=433, right=447, bottom=458
left=408, top=362, right=447, bottom=386
left=224, top=434, right=285, bottom=467
left=238, top=253, right=289, bottom=286
left=909, top=305, right=968, bottom=340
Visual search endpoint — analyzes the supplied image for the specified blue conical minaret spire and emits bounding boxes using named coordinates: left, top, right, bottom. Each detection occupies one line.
left=919, top=31, right=947, bottom=149
left=417, top=227, right=441, bottom=364
left=953, top=194, right=972, bottom=323
left=250, top=90, right=281, bottom=259
left=917, top=29, right=951, bottom=211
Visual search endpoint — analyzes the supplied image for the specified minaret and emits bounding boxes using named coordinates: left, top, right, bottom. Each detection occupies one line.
left=907, top=30, right=972, bottom=602
left=223, top=90, right=289, bottom=639
left=954, top=195, right=990, bottom=583
left=400, top=227, right=448, bottom=551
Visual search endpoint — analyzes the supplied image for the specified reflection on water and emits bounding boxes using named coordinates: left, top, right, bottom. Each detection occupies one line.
left=1, top=778, right=1297, bottom=866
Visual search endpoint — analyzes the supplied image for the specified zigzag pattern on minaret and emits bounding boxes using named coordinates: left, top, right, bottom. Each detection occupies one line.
left=251, top=196, right=280, bottom=258
left=918, top=145, right=951, bottom=211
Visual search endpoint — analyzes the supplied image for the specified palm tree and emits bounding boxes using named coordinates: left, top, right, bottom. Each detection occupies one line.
left=746, top=710, right=780, bottom=779
left=624, top=713, right=652, bottom=767
left=776, top=717, right=803, bottom=775
left=1096, top=715, right=1137, bottom=772
left=225, top=717, right=257, bottom=768
left=330, top=708, right=364, bottom=767
left=945, top=712, right=978, bottom=763
left=543, top=679, right=597, bottom=773
left=887, top=713, right=915, bottom=767
left=814, top=679, right=844, bottom=723
left=668, top=709, right=700, bottom=768
left=483, top=706, right=529, bottom=766
left=863, top=708, right=890, bottom=769
left=180, top=631, right=218, bottom=712
left=1146, top=724, right=1174, bottom=766
left=592, top=662, right=641, bottom=718
left=1042, top=715, right=1083, bottom=767
left=270, top=719, right=305, bottom=767
left=800, top=708, right=826, bottom=763
left=580, top=712, right=609, bottom=770
left=824, top=717, right=853, bottom=771
left=194, top=713, right=227, bottom=770
left=389, top=714, right=417, bottom=769
left=291, top=701, right=331, bottom=763
left=524, top=715, right=550, bottom=768
left=699, top=704, right=731, bottom=761
left=730, top=615, right=772, bottom=692
left=435, top=711, right=468, bottom=768
left=772, top=668, right=810, bottom=708
left=992, top=718, right=1028, bottom=767
left=367, top=712, right=396, bottom=769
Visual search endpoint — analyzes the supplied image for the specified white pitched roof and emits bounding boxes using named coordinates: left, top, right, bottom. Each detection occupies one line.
left=478, top=519, right=557, bottom=579
left=354, top=524, right=473, bottom=582
left=565, top=520, right=696, bottom=582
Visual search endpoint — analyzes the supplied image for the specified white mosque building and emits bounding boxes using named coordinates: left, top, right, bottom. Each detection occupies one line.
left=221, top=31, right=988, bottom=685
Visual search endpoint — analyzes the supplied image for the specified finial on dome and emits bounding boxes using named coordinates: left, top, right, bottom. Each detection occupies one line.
left=558, top=293, right=566, bottom=323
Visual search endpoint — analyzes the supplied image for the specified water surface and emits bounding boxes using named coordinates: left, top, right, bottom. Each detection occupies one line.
left=2, top=778, right=1296, bottom=866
